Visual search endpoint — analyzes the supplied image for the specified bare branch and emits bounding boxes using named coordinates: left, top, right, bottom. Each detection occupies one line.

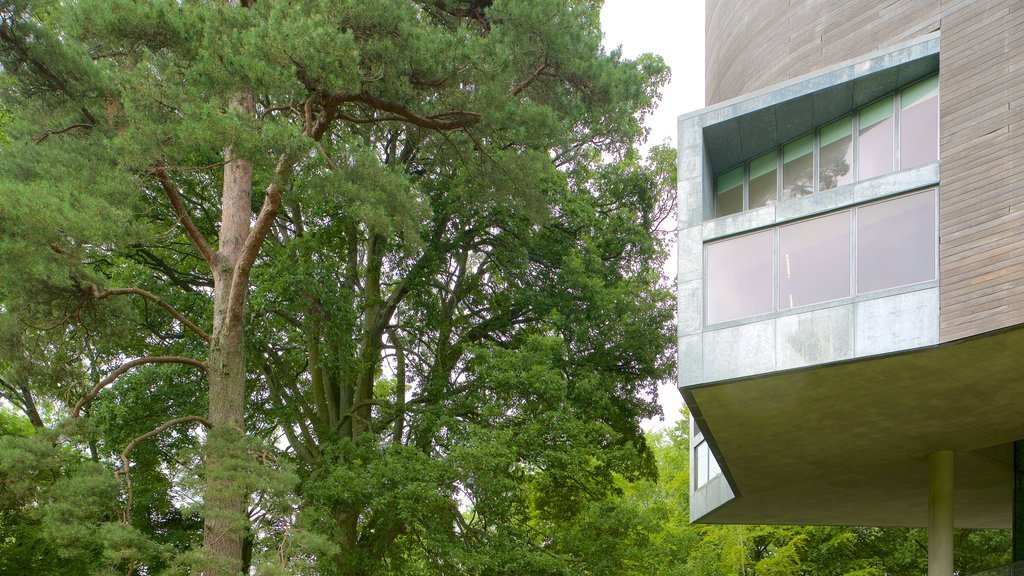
left=116, top=415, right=212, bottom=519
left=154, top=165, right=217, bottom=270
left=34, top=122, right=94, bottom=144
left=90, top=284, right=210, bottom=342
left=72, top=356, right=207, bottom=418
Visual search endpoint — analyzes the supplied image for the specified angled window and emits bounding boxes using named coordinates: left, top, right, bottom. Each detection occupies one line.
left=819, top=116, right=854, bottom=191
left=749, top=151, right=778, bottom=209
left=900, top=75, right=939, bottom=170
left=716, top=166, right=744, bottom=216
left=782, top=134, right=814, bottom=201
left=858, top=96, right=895, bottom=180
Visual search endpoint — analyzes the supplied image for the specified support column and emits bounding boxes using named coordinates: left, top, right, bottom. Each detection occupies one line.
left=1013, top=440, right=1024, bottom=565
left=928, top=450, right=954, bottom=576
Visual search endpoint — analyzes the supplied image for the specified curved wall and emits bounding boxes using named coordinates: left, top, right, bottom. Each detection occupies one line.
left=704, top=0, right=1024, bottom=343
left=705, top=0, right=940, bottom=105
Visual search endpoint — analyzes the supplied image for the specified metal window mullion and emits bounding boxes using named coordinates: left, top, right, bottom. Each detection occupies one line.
left=894, top=90, right=901, bottom=171
left=852, top=113, right=860, bottom=182
left=813, top=130, right=820, bottom=194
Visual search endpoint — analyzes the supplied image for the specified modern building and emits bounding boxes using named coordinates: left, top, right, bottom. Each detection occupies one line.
left=677, top=2, right=1024, bottom=574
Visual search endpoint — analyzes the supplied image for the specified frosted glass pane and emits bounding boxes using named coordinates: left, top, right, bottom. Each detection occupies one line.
left=779, top=212, right=851, bottom=309
left=857, top=192, right=936, bottom=294
left=859, top=97, right=894, bottom=180
left=749, top=152, right=777, bottom=208
left=819, top=116, right=854, bottom=190
left=782, top=134, right=813, bottom=200
left=706, top=230, right=774, bottom=324
left=716, top=166, right=743, bottom=216
left=900, top=78, right=938, bottom=170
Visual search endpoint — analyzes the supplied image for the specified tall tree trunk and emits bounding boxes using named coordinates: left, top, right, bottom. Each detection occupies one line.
left=203, top=93, right=255, bottom=576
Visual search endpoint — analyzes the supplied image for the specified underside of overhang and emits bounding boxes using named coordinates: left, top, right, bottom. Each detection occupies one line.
left=682, top=324, right=1024, bottom=528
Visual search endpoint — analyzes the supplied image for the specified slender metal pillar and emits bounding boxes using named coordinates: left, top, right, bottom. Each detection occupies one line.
left=1013, top=440, right=1024, bottom=565
left=928, top=450, right=954, bottom=576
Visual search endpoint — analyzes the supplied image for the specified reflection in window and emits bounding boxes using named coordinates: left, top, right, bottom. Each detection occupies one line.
left=779, top=212, right=851, bottom=309
left=782, top=134, right=813, bottom=201
left=706, top=230, right=773, bottom=324
left=857, top=192, right=936, bottom=294
left=859, top=96, right=894, bottom=180
left=749, top=151, right=778, bottom=209
left=900, top=75, right=939, bottom=170
left=716, top=166, right=744, bottom=216
left=819, top=116, right=853, bottom=191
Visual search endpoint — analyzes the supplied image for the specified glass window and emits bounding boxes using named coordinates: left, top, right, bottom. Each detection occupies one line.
left=857, top=191, right=936, bottom=294
left=782, top=134, right=813, bottom=200
left=858, top=96, right=894, bottom=181
left=716, top=166, right=744, bottom=217
left=900, top=75, right=939, bottom=170
left=779, top=212, right=851, bottom=309
left=819, top=116, right=854, bottom=190
left=706, top=230, right=774, bottom=324
left=749, top=151, right=778, bottom=209
left=695, top=441, right=709, bottom=489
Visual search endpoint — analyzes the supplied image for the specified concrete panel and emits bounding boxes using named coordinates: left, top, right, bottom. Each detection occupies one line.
left=677, top=279, right=702, bottom=337
left=775, top=187, right=855, bottom=223
left=702, top=205, right=775, bottom=240
left=855, top=288, right=939, bottom=357
left=690, top=474, right=736, bottom=523
left=677, top=178, right=703, bottom=229
left=703, top=320, right=776, bottom=381
left=678, top=333, right=703, bottom=387
left=677, top=226, right=703, bottom=283
left=776, top=305, right=855, bottom=370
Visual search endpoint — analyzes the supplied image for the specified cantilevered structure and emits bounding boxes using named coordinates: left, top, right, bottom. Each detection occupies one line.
left=677, top=2, right=1024, bottom=574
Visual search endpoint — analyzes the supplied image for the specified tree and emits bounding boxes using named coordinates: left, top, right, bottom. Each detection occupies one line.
left=0, top=0, right=673, bottom=573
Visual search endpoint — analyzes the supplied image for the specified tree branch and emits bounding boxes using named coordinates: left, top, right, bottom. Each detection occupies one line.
left=90, top=284, right=210, bottom=342
left=33, top=122, right=94, bottom=144
left=116, top=415, right=212, bottom=520
left=154, top=165, right=217, bottom=270
left=511, top=61, right=548, bottom=97
left=71, top=356, right=207, bottom=418
left=325, top=91, right=481, bottom=131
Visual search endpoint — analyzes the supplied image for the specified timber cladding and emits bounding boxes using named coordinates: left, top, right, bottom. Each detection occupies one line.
left=705, top=0, right=941, bottom=106
left=938, top=0, right=1024, bottom=342
left=705, top=0, right=1024, bottom=342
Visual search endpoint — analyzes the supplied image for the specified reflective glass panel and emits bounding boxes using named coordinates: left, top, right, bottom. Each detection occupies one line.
left=749, top=152, right=778, bottom=209
left=859, top=96, right=894, bottom=180
left=819, top=116, right=854, bottom=190
left=782, top=134, right=813, bottom=200
left=857, top=191, right=936, bottom=294
left=716, top=166, right=743, bottom=216
left=706, top=230, right=774, bottom=324
left=696, top=442, right=709, bottom=488
left=900, top=75, right=939, bottom=170
left=779, top=211, right=851, bottom=309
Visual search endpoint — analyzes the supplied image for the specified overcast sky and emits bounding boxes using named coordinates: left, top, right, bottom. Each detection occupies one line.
left=600, top=0, right=704, bottom=430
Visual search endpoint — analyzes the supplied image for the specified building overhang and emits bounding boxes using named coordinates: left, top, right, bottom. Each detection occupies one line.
left=683, top=324, right=1024, bottom=528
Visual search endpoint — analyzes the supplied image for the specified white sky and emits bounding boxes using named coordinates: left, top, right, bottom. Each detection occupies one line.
left=600, top=0, right=705, bottom=431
